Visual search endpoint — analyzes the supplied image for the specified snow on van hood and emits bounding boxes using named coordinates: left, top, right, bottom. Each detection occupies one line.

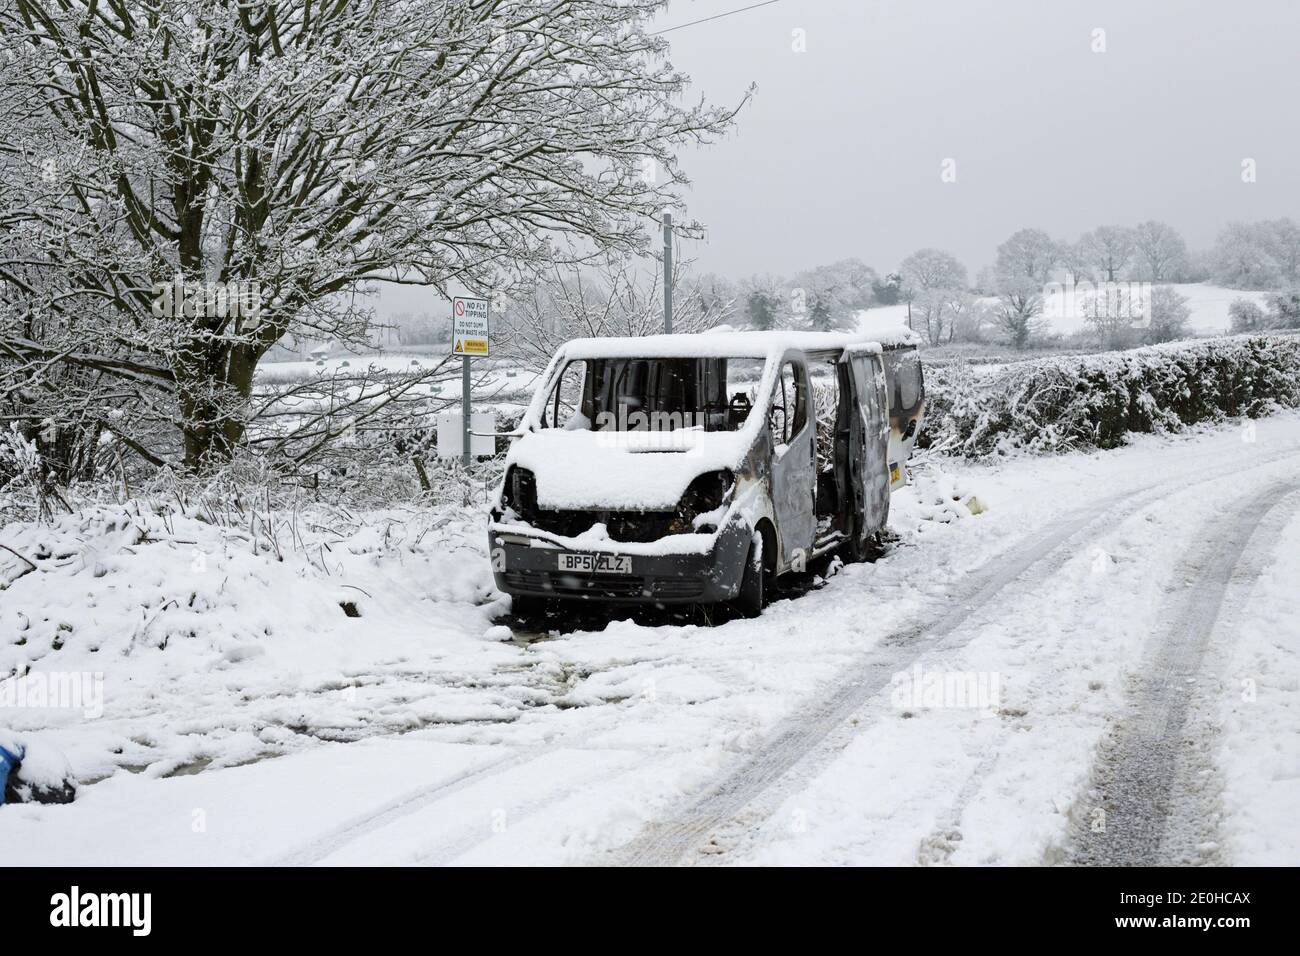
left=507, top=428, right=750, bottom=511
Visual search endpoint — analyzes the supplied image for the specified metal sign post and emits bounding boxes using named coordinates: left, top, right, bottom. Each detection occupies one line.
left=461, top=354, right=471, bottom=467
left=663, top=211, right=673, bottom=334
left=451, top=296, right=491, bottom=468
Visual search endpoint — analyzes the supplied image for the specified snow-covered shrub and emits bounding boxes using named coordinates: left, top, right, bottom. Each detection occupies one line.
left=0, top=423, right=41, bottom=490
left=1230, top=298, right=1270, bottom=333
left=1269, top=291, right=1300, bottom=329
left=920, top=334, right=1300, bottom=457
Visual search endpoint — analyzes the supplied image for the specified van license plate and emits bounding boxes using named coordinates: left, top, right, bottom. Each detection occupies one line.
left=557, top=553, right=632, bottom=575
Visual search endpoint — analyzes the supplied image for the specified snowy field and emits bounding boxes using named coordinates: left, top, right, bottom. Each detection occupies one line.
left=856, top=283, right=1272, bottom=343
left=3, top=411, right=1299, bottom=865
left=255, top=354, right=540, bottom=404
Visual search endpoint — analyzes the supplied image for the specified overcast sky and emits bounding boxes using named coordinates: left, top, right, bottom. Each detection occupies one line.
left=380, top=0, right=1300, bottom=317
left=663, top=0, right=1300, bottom=278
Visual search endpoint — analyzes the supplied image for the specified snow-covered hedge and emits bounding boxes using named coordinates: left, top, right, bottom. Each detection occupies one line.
left=919, top=334, right=1300, bottom=458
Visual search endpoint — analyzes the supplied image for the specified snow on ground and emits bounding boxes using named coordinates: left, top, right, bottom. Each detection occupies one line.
left=736, top=477, right=1218, bottom=865
left=1163, top=283, right=1271, bottom=336
left=1032, top=282, right=1272, bottom=338
left=725, top=420, right=1300, bottom=866
left=2, top=413, right=1299, bottom=864
left=857, top=303, right=911, bottom=339
left=0, top=504, right=507, bottom=785
left=1214, top=504, right=1300, bottom=865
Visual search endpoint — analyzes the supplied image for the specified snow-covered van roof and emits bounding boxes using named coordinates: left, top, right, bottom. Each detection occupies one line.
left=556, top=326, right=920, bottom=361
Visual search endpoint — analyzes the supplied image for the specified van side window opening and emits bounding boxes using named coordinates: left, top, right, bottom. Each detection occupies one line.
left=888, top=350, right=923, bottom=413
left=811, top=361, right=839, bottom=468
left=767, top=371, right=787, bottom=446
left=724, top=358, right=765, bottom=430
left=543, top=360, right=588, bottom=429
left=768, top=360, right=807, bottom=448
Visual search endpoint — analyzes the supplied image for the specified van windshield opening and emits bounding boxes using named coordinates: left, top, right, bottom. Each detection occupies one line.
left=541, top=356, right=767, bottom=432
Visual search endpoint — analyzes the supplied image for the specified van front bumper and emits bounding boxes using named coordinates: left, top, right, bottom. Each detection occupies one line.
left=488, top=518, right=751, bottom=606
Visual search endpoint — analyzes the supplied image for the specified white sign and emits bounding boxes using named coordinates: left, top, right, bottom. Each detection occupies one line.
left=452, top=296, right=490, bottom=356
left=437, top=411, right=496, bottom=459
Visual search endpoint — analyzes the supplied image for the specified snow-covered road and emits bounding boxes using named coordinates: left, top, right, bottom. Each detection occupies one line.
left=3, top=414, right=1300, bottom=865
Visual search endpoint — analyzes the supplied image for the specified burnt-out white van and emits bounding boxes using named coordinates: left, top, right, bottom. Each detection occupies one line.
left=488, top=329, right=924, bottom=617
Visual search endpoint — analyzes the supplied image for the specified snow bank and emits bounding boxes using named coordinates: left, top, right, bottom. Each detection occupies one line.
left=0, top=499, right=504, bottom=783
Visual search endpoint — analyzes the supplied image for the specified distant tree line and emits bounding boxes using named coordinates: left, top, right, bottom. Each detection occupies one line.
left=715, top=216, right=1300, bottom=351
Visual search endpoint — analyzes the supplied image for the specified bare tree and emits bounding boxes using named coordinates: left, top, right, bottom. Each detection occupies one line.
left=0, top=0, right=745, bottom=470
left=950, top=297, right=994, bottom=343
left=991, top=295, right=1039, bottom=350
left=1085, top=296, right=1139, bottom=351
left=1210, top=222, right=1283, bottom=290
left=995, top=229, right=1058, bottom=287
left=899, top=248, right=968, bottom=346
left=1132, top=221, right=1188, bottom=282
left=790, top=261, right=869, bottom=332
left=823, top=258, right=879, bottom=311
left=1262, top=218, right=1300, bottom=287
left=1078, top=226, right=1136, bottom=282
left=1269, top=291, right=1300, bottom=329
left=1143, top=286, right=1191, bottom=344
left=992, top=229, right=1056, bottom=348
left=1056, top=240, right=1096, bottom=284
left=501, top=252, right=732, bottom=373
left=738, top=274, right=783, bottom=330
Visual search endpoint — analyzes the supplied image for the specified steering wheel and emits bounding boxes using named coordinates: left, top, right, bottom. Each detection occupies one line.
left=728, top=392, right=752, bottom=428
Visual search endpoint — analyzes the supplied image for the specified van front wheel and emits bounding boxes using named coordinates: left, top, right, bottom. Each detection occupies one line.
left=511, top=594, right=548, bottom=621
left=731, top=542, right=766, bottom=618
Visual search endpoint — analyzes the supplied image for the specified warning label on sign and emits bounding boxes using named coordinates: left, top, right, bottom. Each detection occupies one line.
left=451, top=296, right=490, bottom=356
left=453, top=338, right=489, bottom=355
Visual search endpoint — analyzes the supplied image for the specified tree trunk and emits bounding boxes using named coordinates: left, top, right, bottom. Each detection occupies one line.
left=178, top=340, right=262, bottom=471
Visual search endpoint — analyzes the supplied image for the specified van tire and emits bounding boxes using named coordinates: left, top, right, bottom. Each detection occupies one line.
left=511, top=594, right=548, bottom=620
left=732, top=542, right=766, bottom=618
left=842, top=518, right=885, bottom=565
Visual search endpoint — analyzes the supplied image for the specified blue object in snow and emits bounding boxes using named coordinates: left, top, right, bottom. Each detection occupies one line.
left=0, top=744, right=23, bottom=806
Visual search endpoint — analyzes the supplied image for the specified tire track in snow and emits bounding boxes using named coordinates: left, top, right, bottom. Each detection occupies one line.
left=611, top=446, right=1300, bottom=866
left=1068, top=481, right=1300, bottom=866
left=273, top=441, right=1300, bottom=867
left=912, top=473, right=1300, bottom=867
left=272, top=748, right=541, bottom=866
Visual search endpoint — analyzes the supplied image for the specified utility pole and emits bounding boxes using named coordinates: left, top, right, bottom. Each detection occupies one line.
left=663, top=211, right=673, bottom=334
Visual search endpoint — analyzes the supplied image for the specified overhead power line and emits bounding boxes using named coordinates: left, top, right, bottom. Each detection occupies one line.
left=650, top=0, right=784, bottom=37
